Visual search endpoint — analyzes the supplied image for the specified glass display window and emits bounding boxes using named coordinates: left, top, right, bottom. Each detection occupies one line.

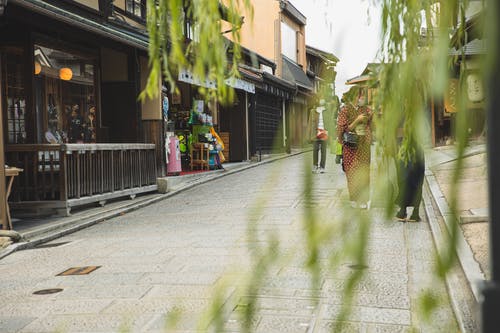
left=34, top=44, right=97, bottom=143
left=1, top=47, right=27, bottom=144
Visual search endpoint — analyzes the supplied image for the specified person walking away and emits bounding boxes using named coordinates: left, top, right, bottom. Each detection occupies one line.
left=337, top=93, right=373, bottom=208
left=307, top=99, right=332, bottom=173
left=395, top=135, right=425, bottom=222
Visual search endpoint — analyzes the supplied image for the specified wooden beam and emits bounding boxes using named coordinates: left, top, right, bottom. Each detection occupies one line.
left=0, top=54, right=8, bottom=229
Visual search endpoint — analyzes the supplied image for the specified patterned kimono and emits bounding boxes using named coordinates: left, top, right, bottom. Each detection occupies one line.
left=337, top=104, right=372, bottom=203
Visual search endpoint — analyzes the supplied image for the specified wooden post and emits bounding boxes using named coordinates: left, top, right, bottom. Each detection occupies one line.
left=431, top=98, right=436, bottom=147
left=481, top=1, right=500, bottom=331
left=0, top=54, right=8, bottom=229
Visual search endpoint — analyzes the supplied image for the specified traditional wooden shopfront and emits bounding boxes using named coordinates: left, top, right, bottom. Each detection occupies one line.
left=249, top=71, right=295, bottom=155
left=1, top=1, right=162, bottom=217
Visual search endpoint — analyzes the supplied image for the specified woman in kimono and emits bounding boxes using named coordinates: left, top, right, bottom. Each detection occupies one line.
left=337, top=92, right=373, bottom=208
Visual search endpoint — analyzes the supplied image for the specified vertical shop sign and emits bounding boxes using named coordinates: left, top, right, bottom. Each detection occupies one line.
left=444, top=78, right=459, bottom=113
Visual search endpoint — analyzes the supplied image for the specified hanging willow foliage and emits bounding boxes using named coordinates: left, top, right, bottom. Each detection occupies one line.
left=141, top=0, right=492, bottom=331
left=142, top=0, right=252, bottom=103
left=375, top=0, right=490, bottom=326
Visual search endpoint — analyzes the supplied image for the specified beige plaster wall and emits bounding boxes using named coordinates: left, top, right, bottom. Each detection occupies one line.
left=139, top=56, right=162, bottom=120
left=74, top=0, right=99, bottom=11
left=223, top=0, right=281, bottom=64
left=223, top=0, right=307, bottom=77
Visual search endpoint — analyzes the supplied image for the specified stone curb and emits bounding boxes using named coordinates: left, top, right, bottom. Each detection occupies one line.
left=424, top=167, right=486, bottom=300
left=422, top=181, right=479, bottom=332
left=0, top=150, right=308, bottom=260
left=423, top=164, right=485, bottom=332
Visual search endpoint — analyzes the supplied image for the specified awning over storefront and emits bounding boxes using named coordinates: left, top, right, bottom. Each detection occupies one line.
left=346, top=74, right=371, bottom=85
left=9, top=0, right=149, bottom=50
left=449, top=39, right=486, bottom=56
left=230, top=64, right=295, bottom=99
left=282, top=55, right=313, bottom=91
left=261, top=72, right=296, bottom=99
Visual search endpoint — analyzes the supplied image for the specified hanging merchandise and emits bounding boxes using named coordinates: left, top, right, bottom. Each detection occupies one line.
left=210, top=127, right=226, bottom=163
left=178, top=134, right=187, bottom=153
left=163, top=95, right=169, bottom=118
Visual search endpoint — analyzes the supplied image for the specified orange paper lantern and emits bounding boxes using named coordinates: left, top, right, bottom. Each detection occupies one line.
left=59, top=67, right=73, bottom=81
left=34, top=61, right=42, bottom=75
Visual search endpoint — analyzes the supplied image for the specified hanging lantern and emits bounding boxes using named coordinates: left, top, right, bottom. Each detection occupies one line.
left=34, top=61, right=42, bottom=75
left=59, top=67, right=73, bottom=81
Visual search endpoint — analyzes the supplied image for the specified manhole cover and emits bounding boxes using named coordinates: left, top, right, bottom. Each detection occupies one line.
left=33, top=288, right=63, bottom=295
left=57, top=266, right=101, bottom=276
left=347, top=264, right=369, bottom=270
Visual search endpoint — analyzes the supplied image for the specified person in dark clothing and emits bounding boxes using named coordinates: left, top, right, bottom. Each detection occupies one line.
left=395, top=140, right=425, bottom=222
left=68, top=104, right=84, bottom=143
left=307, top=99, right=334, bottom=173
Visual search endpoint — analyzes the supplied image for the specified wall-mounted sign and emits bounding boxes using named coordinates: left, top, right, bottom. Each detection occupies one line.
left=178, top=69, right=255, bottom=93
left=225, top=77, right=255, bottom=94
left=466, top=73, right=485, bottom=103
left=444, top=79, right=459, bottom=113
left=178, top=69, right=216, bottom=89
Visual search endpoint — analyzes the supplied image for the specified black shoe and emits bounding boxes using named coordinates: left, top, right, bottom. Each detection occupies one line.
left=408, top=215, right=421, bottom=222
left=395, top=209, right=406, bottom=221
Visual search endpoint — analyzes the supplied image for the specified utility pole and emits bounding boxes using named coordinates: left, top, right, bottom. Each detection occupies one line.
left=481, top=0, right=500, bottom=331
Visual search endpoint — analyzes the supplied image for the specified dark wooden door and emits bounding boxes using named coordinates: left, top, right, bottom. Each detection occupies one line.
left=101, top=82, right=137, bottom=143
left=220, top=91, right=247, bottom=161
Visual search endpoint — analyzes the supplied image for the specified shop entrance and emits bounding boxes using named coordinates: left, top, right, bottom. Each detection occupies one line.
left=220, top=91, right=247, bottom=161
left=101, top=82, right=137, bottom=143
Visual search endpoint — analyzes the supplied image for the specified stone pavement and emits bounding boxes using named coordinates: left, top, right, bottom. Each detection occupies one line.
left=0, top=151, right=460, bottom=332
left=422, top=142, right=488, bottom=331
left=0, top=150, right=304, bottom=258
left=424, top=143, right=489, bottom=278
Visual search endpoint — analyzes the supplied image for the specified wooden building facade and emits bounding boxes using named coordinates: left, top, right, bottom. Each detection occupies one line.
left=0, top=0, right=162, bottom=216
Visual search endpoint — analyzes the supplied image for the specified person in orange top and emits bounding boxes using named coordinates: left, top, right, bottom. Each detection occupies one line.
left=307, top=99, right=333, bottom=174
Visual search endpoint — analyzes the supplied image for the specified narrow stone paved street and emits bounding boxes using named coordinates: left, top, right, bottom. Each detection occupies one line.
left=0, top=152, right=458, bottom=332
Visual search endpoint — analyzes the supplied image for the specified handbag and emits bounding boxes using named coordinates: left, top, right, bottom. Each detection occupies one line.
left=316, top=128, right=328, bottom=141
left=343, top=131, right=358, bottom=148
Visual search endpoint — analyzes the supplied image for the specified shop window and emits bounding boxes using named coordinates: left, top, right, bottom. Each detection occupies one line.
left=34, top=44, right=97, bottom=144
left=2, top=48, right=27, bottom=143
left=281, top=21, right=297, bottom=62
left=126, top=0, right=145, bottom=19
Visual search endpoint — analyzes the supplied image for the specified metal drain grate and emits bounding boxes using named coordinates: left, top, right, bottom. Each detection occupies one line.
left=57, top=266, right=101, bottom=276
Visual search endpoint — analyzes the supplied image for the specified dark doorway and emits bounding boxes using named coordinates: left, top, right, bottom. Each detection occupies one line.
left=220, top=91, right=247, bottom=161
left=101, top=82, right=137, bottom=143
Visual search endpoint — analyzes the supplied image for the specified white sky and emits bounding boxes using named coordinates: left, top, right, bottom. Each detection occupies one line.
left=289, top=0, right=382, bottom=96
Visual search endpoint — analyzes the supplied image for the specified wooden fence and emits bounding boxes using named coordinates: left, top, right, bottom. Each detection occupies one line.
left=6, top=144, right=157, bottom=215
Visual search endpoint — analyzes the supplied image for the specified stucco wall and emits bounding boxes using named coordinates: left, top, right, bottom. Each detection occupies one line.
left=224, top=0, right=281, bottom=64
left=224, top=0, right=307, bottom=78
left=140, top=56, right=162, bottom=120
left=74, top=0, right=99, bottom=11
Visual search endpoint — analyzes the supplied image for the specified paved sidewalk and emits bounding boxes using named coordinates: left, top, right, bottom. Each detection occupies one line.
left=0, top=149, right=308, bottom=259
left=425, top=143, right=489, bottom=278
left=422, top=142, right=488, bottom=331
